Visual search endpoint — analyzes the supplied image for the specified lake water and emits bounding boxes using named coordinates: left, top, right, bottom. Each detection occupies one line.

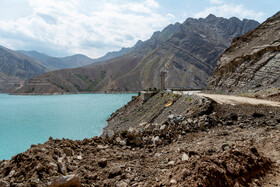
left=0, top=93, right=135, bottom=160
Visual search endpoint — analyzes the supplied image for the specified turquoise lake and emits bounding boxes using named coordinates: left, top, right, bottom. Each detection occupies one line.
left=0, top=93, right=135, bottom=160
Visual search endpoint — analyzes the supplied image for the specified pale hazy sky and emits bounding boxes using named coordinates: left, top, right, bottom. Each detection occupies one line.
left=0, top=0, right=278, bottom=58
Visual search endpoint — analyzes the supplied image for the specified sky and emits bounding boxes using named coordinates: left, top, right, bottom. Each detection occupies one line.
left=0, top=0, right=278, bottom=59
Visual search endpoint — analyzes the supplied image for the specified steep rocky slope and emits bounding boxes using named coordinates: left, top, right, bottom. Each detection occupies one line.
left=208, top=11, right=280, bottom=95
left=13, top=15, right=259, bottom=94
left=0, top=46, right=50, bottom=92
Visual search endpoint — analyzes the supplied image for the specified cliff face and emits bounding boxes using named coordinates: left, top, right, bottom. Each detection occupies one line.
left=208, top=11, right=280, bottom=94
left=13, top=15, right=259, bottom=94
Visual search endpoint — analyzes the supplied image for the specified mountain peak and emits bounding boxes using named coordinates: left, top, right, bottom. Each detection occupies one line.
left=206, top=14, right=217, bottom=19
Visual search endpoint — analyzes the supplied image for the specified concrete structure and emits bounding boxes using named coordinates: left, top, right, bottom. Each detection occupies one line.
left=138, top=91, right=158, bottom=102
left=160, top=71, right=167, bottom=90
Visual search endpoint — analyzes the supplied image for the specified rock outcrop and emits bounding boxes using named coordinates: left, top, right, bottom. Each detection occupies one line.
left=208, top=11, right=280, bottom=95
left=12, top=15, right=259, bottom=94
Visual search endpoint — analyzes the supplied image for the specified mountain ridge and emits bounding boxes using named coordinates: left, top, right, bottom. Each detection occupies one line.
left=0, top=42, right=136, bottom=92
left=12, top=14, right=260, bottom=94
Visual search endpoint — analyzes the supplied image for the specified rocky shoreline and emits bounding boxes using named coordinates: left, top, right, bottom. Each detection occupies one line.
left=1, top=92, right=280, bottom=186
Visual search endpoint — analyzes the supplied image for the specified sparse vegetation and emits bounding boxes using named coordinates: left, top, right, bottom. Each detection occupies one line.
left=25, top=88, right=35, bottom=93
left=74, top=74, right=89, bottom=82
left=74, top=74, right=97, bottom=92
left=100, top=71, right=106, bottom=79
left=121, top=117, right=129, bottom=122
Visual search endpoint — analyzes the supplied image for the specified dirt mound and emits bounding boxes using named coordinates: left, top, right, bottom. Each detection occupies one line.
left=158, top=146, right=271, bottom=186
left=0, top=135, right=273, bottom=187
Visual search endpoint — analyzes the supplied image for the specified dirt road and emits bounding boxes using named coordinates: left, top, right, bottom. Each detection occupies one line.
left=195, top=93, right=280, bottom=107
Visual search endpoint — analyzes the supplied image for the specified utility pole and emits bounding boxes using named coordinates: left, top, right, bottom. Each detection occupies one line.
left=223, top=63, right=226, bottom=93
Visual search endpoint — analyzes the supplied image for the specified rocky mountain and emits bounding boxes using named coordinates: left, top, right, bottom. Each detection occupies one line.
left=59, top=54, right=96, bottom=68
left=18, top=50, right=69, bottom=70
left=18, top=51, right=98, bottom=70
left=208, top=11, right=280, bottom=95
left=0, top=46, right=50, bottom=91
left=13, top=15, right=259, bottom=94
left=93, top=43, right=142, bottom=64
left=0, top=44, right=135, bottom=92
left=19, top=46, right=137, bottom=71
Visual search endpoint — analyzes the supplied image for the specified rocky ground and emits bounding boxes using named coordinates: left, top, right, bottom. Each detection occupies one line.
left=1, top=94, right=280, bottom=186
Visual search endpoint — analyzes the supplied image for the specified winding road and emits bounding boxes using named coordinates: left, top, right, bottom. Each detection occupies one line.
left=194, top=93, right=280, bottom=107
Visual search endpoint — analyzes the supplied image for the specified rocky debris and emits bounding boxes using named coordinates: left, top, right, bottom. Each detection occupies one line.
left=0, top=180, right=9, bottom=187
left=49, top=175, right=81, bottom=187
left=104, top=92, right=220, bottom=137
left=157, top=146, right=272, bottom=186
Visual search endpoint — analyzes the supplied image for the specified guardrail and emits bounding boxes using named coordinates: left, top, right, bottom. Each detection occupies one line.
left=169, top=88, right=204, bottom=91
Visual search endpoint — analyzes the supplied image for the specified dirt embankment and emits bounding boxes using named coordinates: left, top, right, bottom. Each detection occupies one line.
left=1, top=92, right=280, bottom=186
left=103, top=92, right=207, bottom=137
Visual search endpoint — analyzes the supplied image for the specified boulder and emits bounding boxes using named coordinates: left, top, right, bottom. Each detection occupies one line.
left=170, top=179, right=177, bottom=184
left=115, top=181, right=129, bottom=187
left=168, top=161, right=175, bottom=166
left=182, top=153, right=189, bottom=161
left=108, top=166, right=122, bottom=178
left=97, top=145, right=108, bottom=150
left=134, top=137, right=142, bottom=146
left=181, top=169, right=191, bottom=179
left=0, top=180, right=9, bottom=187
left=120, top=140, right=127, bottom=146
left=30, top=178, right=40, bottom=185
left=63, top=148, right=73, bottom=156
left=36, top=163, right=44, bottom=172
left=160, top=125, right=168, bottom=134
left=168, top=114, right=174, bottom=120
left=57, top=158, right=67, bottom=175
left=49, top=175, right=81, bottom=187
left=152, top=136, right=160, bottom=144
left=98, top=158, right=107, bottom=168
